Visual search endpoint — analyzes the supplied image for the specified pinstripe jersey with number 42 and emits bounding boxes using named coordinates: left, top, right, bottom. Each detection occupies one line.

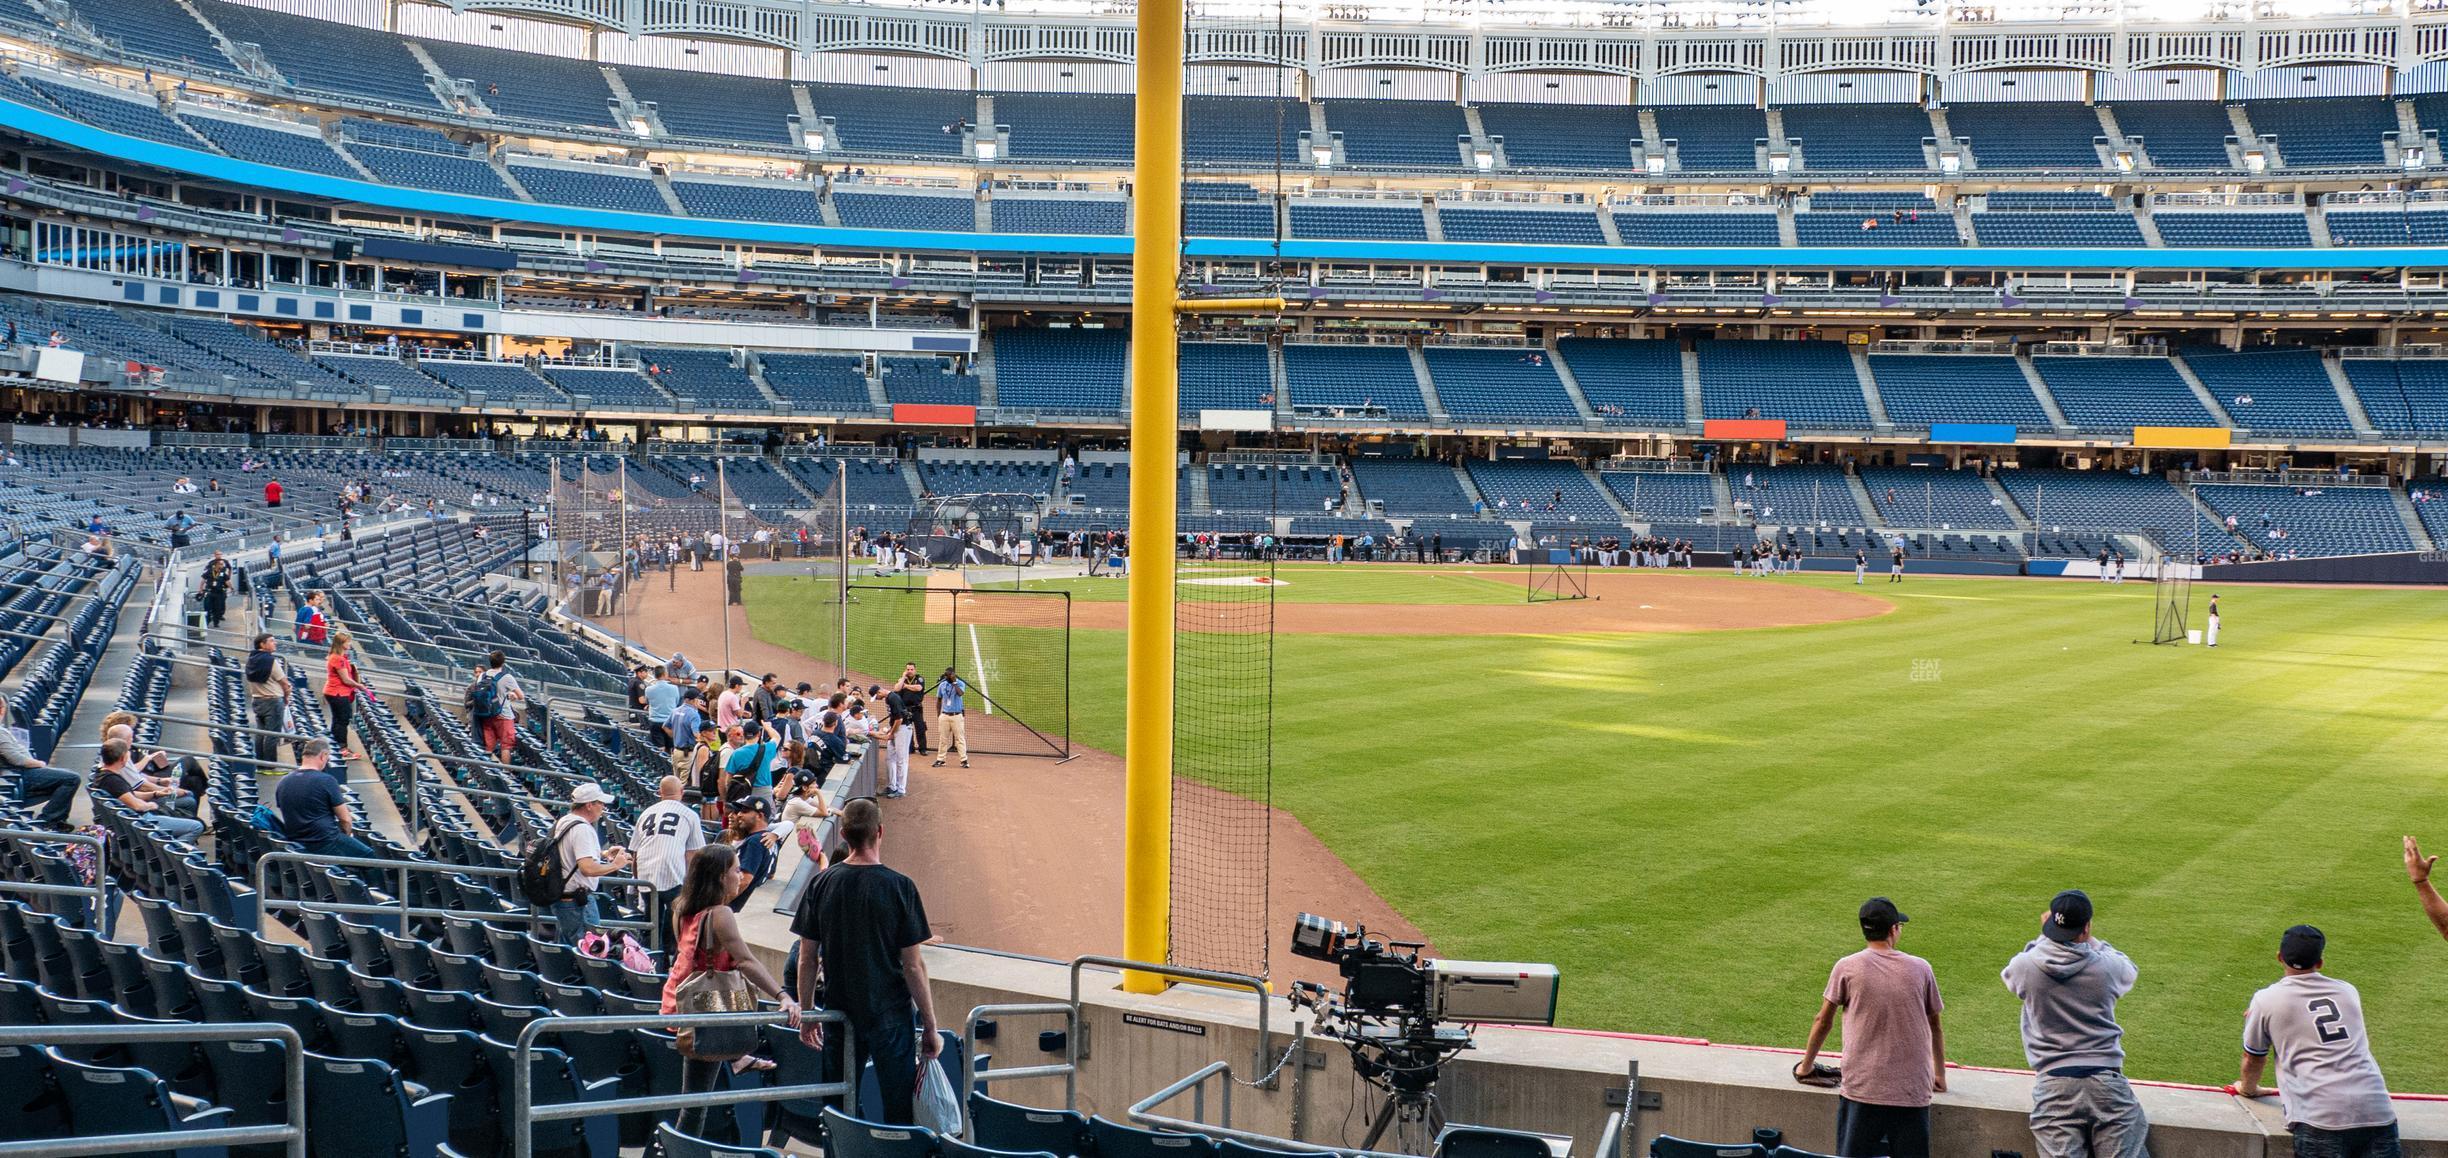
left=2242, top=973, right=2395, bottom=1131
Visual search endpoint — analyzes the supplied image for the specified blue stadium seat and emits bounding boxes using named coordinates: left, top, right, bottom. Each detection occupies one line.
left=1558, top=338, right=1685, bottom=426
left=1089, top=1114, right=1219, bottom=1158
left=2324, top=207, right=2448, bottom=246
left=1423, top=347, right=1581, bottom=424
left=1695, top=341, right=1872, bottom=429
left=2192, top=484, right=2415, bottom=557
left=1350, top=457, right=1477, bottom=518
left=1467, top=459, right=1616, bottom=523
left=2112, top=102, right=2236, bottom=168
left=835, top=191, right=978, bottom=232
left=991, top=198, right=1128, bottom=235
left=347, top=141, right=514, bottom=199
left=1651, top=106, right=1766, bottom=171
left=1438, top=1125, right=1555, bottom=1158
left=1437, top=207, right=1605, bottom=245
left=671, top=181, right=822, bottom=223
left=1858, top=467, right=2019, bottom=529
left=808, top=82, right=977, bottom=158
left=198, top=0, right=439, bottom=110
left=1946, top=102, right=2104, bottom=170
left=993, top=92, right=1133, bottom=162
left=2340, top=356, right=2448, bottom=437
left=2151, top=211, right=2312, bottom=247
left=968, top=1092, right=1091, bottom=1156
left=1184, top=97, right=1307, bottom=166
left=418, top=39, right=619, bottom=128
left=622, top=66, right=796, bottom=145
left=1866, top=354, right=2051, bottom=431
left=2177, top=347, right=2354, bottom=437
left=1780, top=104, right=1931, bottom=169
left=48, top=1047, right=239, bottom=1158
left=1289, top=202, right=1428, bottom=241
left=1325, top=99, right=1470, bottom=169
left=823, top=1107, right=942, bottom=1158
left=2030, top=355, right=2217, bottom=431
left=305, top=1052, right=454, bottom=1158
left=1650, top=1137, right=1769, bottom=1158
left=509, top=163, right=670, bottom=215
left=1281, top=344, right=1427, bottom=420
left=1612, top=210, right=1778, bottom=246
left=1478, top=103, right=1641, bottom=171
left=185, top=115, right=360, bottom=179
left=2244, top=98, right=2394, bottom=168
left=993, top=329, right=1125, bottom=414
left=1179, top=341, right=1272, bottom=417
left=761, top=353, right=876, bottom=413
left=658, top=1120, right=786, bottom=1158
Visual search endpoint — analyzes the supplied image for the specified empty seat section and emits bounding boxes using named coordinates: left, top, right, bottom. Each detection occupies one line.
left=1281, top=344, right=1427, bottom=420
left=1997, top=468, right=2215, bottom=545
left=1735, top=464, right=1870, bottom=525
left=1185, top=190, right=1277, bottom=238
left=1423, top=347, right=1580, bottom=425
left=1781, top=103, right=1931, bottom=169
left=992, top=92, right=1134, bottom=161
left=640, top=347, right=769, bottom=410
left=1288, top=202, right=1428, bottom=241
left=1971, top=192, right=2143, bottom=246
left=2150, top=211, right=2312, bottom=247
left=1557, top=338, right=1685, bottom=426
left=1325, top=99, right=1469, bottom=169
left=2243, top=98, right=2393, bottom=168
left=419, top=360, right=569, bottom=407
left=1477, top=102, right=1641, bottom=170
left=1599, top=471, right=1717, bottom=522
left=1866, top=355, right=2051, bottom=430
left=921, top=456, right=1056, bottom=500
left=878, top=357, right=976, bottom=407
left=2339, top=358, right=2448, bottom=437
left=991, top=199, right=1128, bottom=235
left=833, top=191, right=976, bottom=232
left=1349, top=456, right=1475, bottom=517
left=1205, top=464, right=1337, bottom=512
left=184, top=115, right=360, bottom=178
left=2177, top=347, right=2353, bottom=437
left=26, top=79, right=200, bottom=148
left=1610, top=209, right=1779, bottom=246
left=2111, top=102, right=2235, bottom=168
left=1858, top=467, right=2019, bottom=529
left=2193, top=484, right=2414, bottom=556
left=759, top=353, right=873, bottom=411
left=1179, top=342, right=1272, bottom=416
left=621, top=66, right=795, bottom=145
left=419, top=39, right=618, bottom=128
left=1467, top=459, right=1616, bottom=522
left=993, top=329, right=1126, bottom=414
left=1796, top=193, right=1958, bottom=246
left=344, top=136, right=513, bottom=199
left=807, top=82, right=977, bottom=158
left=1945, top=102, right=2103, bottom=169
left=197, top=0, right=438, bottom=109
left=669, top=180, right=822, bottom=223
left=507, top=164, right=668, bottom=214
left=2030, top=355, right=2216, bottom=430
left=1436, top=207, right=1604, bottom=245
left=539, top=367, right=667, bottom=409
left=2323, top=207, right=2448, bottom=246
left=316, top=356, right=460, bottom=405
left=1184, top=97, right=1307, bottom=166
left=1695, top=341, right=1872, bottom=429
left=1650, top=105, right=1766, bottom=171
left=59, top=0, right=225, bottom=66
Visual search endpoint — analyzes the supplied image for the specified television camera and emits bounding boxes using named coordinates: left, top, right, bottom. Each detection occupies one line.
left=1286, top=914, right=1559, bottom=1152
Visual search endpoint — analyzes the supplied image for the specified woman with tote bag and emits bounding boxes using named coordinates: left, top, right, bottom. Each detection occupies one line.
left=661, top=844, right=799, bottom=1140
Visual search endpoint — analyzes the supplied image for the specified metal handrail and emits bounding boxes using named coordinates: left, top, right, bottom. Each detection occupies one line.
left=0, top=828, right=105, bottom=914
left=0, top=1022, right=306, bottom=1158
left=510, top=1009, right=854, bottom=1158
left=249, top=850, right=656, bottom=943
left=958, top=1001, right=1081, bottom=1126
left=1070, top=956, right=1275, bottom=1087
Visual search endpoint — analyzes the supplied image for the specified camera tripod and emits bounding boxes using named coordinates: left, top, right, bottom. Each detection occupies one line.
left=1346, top=1023, right=1471, bottom=1154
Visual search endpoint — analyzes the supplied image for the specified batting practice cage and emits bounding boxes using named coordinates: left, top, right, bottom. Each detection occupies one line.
left=1524, top=545, right=1593, bottom=603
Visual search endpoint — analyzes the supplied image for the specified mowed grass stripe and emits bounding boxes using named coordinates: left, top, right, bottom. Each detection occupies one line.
left=744, top=574, right=2448, bottom=1088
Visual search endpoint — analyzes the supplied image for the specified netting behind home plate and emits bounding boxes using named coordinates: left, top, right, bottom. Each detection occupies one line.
left=1168, top=509, right=1278, bottom=978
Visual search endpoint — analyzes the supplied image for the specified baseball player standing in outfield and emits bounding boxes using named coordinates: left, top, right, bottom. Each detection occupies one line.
left=2003, top=890, right=2147, bottom=1158
left=2206, top=594, right=2222, bottom=647
left=2233, top=925, right=2397, bottom=1158
left=1855, top=548, right=1868, bottom=585
left=1889, top=545, right=1906, bottom=583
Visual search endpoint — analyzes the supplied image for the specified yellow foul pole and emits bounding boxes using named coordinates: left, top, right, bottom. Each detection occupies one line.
left=1122, top=0, right=1183, bottom=993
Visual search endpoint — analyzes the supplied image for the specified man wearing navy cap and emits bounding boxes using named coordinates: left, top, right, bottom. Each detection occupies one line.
left=2236, top=925, right=2397, bottom=1158
left=1794, top=896, right=1948, bottom=1158
left=2003, top=890, right=2146, bottom=1158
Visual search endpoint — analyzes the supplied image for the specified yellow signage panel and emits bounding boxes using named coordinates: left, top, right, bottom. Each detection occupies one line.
left=2132, top=426, right=2232, bottom=449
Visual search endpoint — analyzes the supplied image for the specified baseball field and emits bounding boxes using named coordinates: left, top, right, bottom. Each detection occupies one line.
left=735, top=564, right=2448, bottom=1090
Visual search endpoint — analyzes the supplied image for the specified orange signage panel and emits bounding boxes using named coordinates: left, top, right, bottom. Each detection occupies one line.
left=2131, top=426, right=2231, bottom=449
left=1701, top=418, right=1788, bottom=441
left=892, top=403, right=977, bottom=425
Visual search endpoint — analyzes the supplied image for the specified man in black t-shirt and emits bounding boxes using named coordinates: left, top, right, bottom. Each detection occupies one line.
left=793, top=798, right=939, bottom=1125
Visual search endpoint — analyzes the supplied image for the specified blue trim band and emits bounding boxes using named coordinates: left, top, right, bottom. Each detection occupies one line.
left=7, top=95, right=2446, bottom=271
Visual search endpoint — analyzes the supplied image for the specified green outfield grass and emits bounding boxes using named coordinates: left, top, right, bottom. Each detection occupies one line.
left=745, top=571, right=2448, bottom=1089
left=970, top=563, right=1526, bottom=604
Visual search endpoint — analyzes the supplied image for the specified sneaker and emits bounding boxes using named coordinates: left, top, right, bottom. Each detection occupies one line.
left=932, top=759, right=946, bottom=768
left=960, top=760, right=969, bottom=769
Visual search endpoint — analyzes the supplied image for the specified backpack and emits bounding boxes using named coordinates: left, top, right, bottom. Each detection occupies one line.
left=466, top=670, right=503, bottom=720
left=518, top=816, right=577, bottom=906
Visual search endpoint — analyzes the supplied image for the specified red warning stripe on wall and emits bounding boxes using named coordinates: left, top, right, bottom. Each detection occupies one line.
left=1702, top=418, right=1788, bottom=441
left=892, top=403, right=976, bottom=425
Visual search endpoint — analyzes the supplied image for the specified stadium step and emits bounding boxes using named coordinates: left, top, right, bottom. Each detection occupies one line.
left=600, top=66, right=656, bottom=136
left=1843, top=471, right=1885, bottom=529
left=2391, top=484, right=2437, bottom=552
left=2226, top=104, right=2273, bottom=168
left=1849, top=346, right=1894, bottom=432
left=1267, top=344, right=1291, bottom=422
left=2132, top=201, right=2165, bottom=247
left=403, top=40, right=487, bottom=116
left=2320, top=351, right=2381, bottom=437
left=2166, top=351, right=2237, bottom=427
left=1407, top=344, right=1449, bottom=422
left=1679, top=345, right=1704, bottom=431
left=2304, top=199, right=2336, bottom=248
left=790, top=84, right=822, bottom=151
left=2014, top=350, right=2076, bottom=432
left=1984, top=474, right=2036, bottom=532
left=1460, top=105, right=1499, bottom=168
left=974, top=334, right=999, bottom=409
left=2093, top=104, right=2132, bottom=169
left=1421, top=197, right=1445, bottom=242
left=489, top=157, right=533, bottom=201
left=648, top=168, right=688, bottom=215
left=1542, top=336, right=1600, bottom=426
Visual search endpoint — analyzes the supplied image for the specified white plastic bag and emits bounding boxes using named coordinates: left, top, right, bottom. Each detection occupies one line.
left=914, top=1044, right=963, bottom=1138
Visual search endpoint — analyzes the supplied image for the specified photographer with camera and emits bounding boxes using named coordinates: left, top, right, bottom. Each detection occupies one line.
left=1792, top=897, right=1948, bottom=1158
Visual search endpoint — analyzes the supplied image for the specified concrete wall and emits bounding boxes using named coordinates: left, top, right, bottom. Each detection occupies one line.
left=918, top=948, right=2448, bottom=1158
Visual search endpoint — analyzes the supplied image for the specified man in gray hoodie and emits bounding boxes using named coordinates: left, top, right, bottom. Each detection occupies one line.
left=2002, top=889, right=2146, bottom=1158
